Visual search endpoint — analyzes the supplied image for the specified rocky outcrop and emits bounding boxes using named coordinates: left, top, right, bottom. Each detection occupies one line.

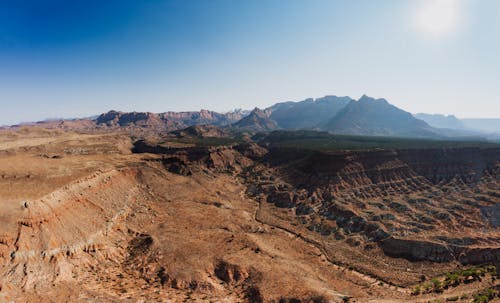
left=1, top=169, right=139, bottom=290
left=241, top=146, right=499, bottom=266
left=97, top=110, right=164, bottom=128
left=161, top=157, right=192, bottom=176
left=267, top=95, right=352, bottom=129
left=160, top=109, right=243, bottom=126
left=132, top=138, right=499, bottom=270
left=267, top=190, right=295, bottom=208
left=379, top=237, right=454, bottom=262
left=260, top=147, right=500, bottom=195
left=260, top=148, right=433, bottom=198
left=455, top=246, right=500, bottom=265
left=214, top=260, right=249, bottom=284
left=96, top=109, right=245, bottom=131
left=398, top=148, right=499, bottom=184
left=132, top=140, right=254, bottom=173
left=481, top=204, right=500, bottom=227
left=379, top=238, right=500, bottom=266
left=169, top=124, right=230, bottom=138
left=232, top=108, right=278, bottom=131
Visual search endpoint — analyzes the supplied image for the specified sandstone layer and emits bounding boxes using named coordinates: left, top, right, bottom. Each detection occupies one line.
left=0, top=129, right=498, bottom=302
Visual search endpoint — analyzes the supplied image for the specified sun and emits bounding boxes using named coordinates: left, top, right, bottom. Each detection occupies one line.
left=415, top=0, right=461, bottom=38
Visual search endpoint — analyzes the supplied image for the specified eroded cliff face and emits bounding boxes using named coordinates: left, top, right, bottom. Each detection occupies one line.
left=0, top=169, right=138, bottom=292
left=242, top=147, right=500, bottom=269
left=397, top=148, right=499, bottom=184
left=95, top=109, right=244, bottom=131
left=131, top=142, right=500, bottom=274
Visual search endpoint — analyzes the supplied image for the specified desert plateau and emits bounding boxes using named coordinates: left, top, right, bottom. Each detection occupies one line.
left=0, top=121, right=498, bottom=302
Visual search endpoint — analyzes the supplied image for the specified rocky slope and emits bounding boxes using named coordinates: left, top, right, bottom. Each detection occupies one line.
left=1, top=130, right=383, bottom=302
left=254, top=151, right=499, bottom=285
left=133, top=138, right=500, bottom=282
left=96, top=109, right=244, bottom=131
left=322, top=95, right=438, bottom=137
left=267, top=96, right=352, bottom=129
left=168, top=124, right=231, bottom=139
left=232, top=108, right=278, bottom=131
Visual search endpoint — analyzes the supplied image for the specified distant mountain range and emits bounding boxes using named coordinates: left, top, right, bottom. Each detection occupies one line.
left=461, top=119, right=500, bottom=133
left=415, top=114, right=500, bottom=141
left=320, top=95, right=436, bottom=137
left=9, top=94, right=499, bottom=141
left=414, top=113, right=466, bottom=130
left=95, top=109, right=245, bottom=131
left=260, top=95, right=438, bottom=137
left=265, top=96, right=498, bottom=139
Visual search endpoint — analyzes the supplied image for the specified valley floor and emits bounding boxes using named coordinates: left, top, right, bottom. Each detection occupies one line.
left=0, top=129, right=498, bottom=302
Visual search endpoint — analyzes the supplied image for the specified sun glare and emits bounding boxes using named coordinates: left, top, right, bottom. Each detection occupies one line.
left=415, top=0, right=461, bottom=38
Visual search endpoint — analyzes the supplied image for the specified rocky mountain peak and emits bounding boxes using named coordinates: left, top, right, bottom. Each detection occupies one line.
left=233, top=107, right=278, bottom=131
left=358, top=95, right=389, bottom=105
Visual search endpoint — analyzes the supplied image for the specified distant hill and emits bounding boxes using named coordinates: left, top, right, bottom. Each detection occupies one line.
left=267, top=95, right=352, bottom=129
left=232, top=108, right=278, bottom=131
left=322, top=95, right=438, bottom=137
left=414, top=114, right=500, bottom=138
left=462, top=118, right=500, bottom=133
left=415, top=113, right=466, bottom=130
left=169, top=124, right=229, bottom=138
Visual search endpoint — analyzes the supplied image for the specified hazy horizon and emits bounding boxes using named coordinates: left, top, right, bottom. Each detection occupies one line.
left=1, top=0, right=500, bottom=125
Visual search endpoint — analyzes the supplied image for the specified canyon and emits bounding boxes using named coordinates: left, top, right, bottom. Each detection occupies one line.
left=0, top=126, right=498, bottom=302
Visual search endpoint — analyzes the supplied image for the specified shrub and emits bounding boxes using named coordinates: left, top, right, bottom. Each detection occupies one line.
left=443, top=272, right=460, bottom=288
left=430, top=277, right=443, bottom=293
left=472, top=288, right=496, bottom=303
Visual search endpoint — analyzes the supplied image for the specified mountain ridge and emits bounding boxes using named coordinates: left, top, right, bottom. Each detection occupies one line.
left=7, top=94, right=499, bottom=141
left=415, top=113, right=466, bottom=130
left=321, top=95, right=438, bottom=138
left=232, top=108, right=278, bottom=131
left=267, top=95, right=352, bottom=129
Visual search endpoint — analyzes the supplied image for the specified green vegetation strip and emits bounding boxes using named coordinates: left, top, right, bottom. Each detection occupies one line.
left=412, top=265, right=497, bottom=295
left=160, top=136, right=242, bottom=147
left=256, top=130, right=500, bottom=151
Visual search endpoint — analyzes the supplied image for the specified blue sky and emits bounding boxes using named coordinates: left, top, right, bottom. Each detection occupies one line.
left=0, top=0, right=499, bottom=125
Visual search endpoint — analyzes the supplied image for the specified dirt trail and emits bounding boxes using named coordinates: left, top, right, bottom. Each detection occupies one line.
left=248, top=190, right=407, bottom=296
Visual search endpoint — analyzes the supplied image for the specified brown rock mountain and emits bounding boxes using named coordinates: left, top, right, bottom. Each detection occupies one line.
left=95, top=109, right=245, bottom=131
left=232, top=108, right=278, bottom=131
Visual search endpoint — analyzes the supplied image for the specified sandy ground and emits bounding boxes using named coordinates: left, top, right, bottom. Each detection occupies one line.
left=0, top=128, right=498, bottom=302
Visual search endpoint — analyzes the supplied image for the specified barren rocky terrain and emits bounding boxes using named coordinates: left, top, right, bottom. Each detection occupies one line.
left=0, top=127, right=498, bottom=302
